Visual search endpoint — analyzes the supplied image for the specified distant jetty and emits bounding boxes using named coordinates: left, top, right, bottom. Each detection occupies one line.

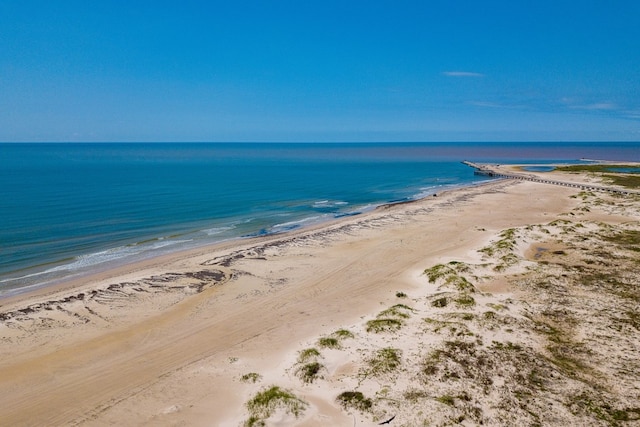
left=462, top=161, right=636, bottom=196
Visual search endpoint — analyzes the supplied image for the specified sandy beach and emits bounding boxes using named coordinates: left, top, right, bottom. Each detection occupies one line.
left=1, top=169, right=639, bottom=426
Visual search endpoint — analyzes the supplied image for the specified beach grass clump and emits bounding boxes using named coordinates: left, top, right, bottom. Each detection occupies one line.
left=445, top=274, right=476, bottom=292
left=421, top=341, right=487, bottom=383
left=295, top=347, right=325, bottom=384
left=490, top=341, right=523, bottom=352
left=245, top=386, right=308, bottom=426
left=332, top=328, right=355, bottom=339
left=548, top=219, right=573, bottom=227
left=424, top=264, right=454, bottom=282
left=421, top=349, right=443, bottom=377
left=316, top=329, right=355, bottom=351
left=486, top=303, right=508, bottom=311
left=295, top=361, right=325, bottom=384
left=336, top=391, right=373, bottom=413
left=377, top=304, right=415, bottom=319
left=431, top=296, right=449, bottom=308
left=366, top=347, right=402, bottom=376
left=423, top=317, right=473, bottom=336
left=494, top=253, right=520, bottom=272
left=366, top=318, right=404, bottom=333
left=423, top=318, right=444, bottom=333
left=240, top=372, right=262, bottom=383
left=448, top=260, right=471, bottom=273
left=297, top=347, right=321, bottom=363
left=317, top=336, right=341, bottom=349
left=425, top=263, right=476, bottom=292
left=483, top=310, right=497, bottom=320
left=480, top=228, right=518, bottom=257
left=436, top=394, right=456, bottom=406
left=403, top=388, right=429, bottom=403
left=245, top=416, right=265, bottom=427
left=459, top=312, right=475, bottom=321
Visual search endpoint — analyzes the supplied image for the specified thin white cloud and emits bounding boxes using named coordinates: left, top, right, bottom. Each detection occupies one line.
left=442, top=71, right=484, bottom=77
left=468, top=101, right=524, bottom=109
left=569, top=102, right=618, bottom=111
left=623, top=109, right=640, bottom=120
left=468, top=101, right=502, bottom=108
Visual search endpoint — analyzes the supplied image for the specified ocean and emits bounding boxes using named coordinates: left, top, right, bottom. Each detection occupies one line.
left=1, top=142, right=638, bottom=296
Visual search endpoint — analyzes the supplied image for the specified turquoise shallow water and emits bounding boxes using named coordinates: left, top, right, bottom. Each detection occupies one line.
left=1, top=142, right=638, bottom=295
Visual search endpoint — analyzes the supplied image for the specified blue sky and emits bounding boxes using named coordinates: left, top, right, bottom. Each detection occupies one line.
left=1, top=1, right=639, bottom=142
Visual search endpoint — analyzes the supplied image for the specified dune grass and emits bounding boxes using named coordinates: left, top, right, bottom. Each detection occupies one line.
left=245, top=386, right=307, bottom=426
left=336, top=391, right=373, bottom=413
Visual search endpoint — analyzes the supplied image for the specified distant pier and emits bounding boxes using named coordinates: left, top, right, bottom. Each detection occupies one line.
left=462, top=161, right=637, bottom=196
left=462, top=161, right=499, bottom=177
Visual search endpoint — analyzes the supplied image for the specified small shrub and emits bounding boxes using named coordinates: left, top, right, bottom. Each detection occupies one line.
left=336, top=391, right=373, bottom=412
left=395, top=291, right=407, bottom=298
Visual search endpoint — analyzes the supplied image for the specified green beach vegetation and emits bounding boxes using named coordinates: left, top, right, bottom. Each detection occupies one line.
left=336, top=391, right=373, bottom=413
left=556, top=164, right=640, bottom=188
left=241, top=185, right=640, bottom=426
left=245, top=386, right=307, bottom=426
left=365, top=347, right=402, bottom=376
left=294, top=347, right=325, bottom=384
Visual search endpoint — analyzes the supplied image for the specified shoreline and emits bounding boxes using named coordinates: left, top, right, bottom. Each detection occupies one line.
left=1, top=170, right=638, bottom=426
left=0, top=177, right=498, bottom=306
left=5, top=157, right=637, bottom=301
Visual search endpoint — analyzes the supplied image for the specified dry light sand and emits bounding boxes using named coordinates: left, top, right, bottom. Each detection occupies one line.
left=1, top=169, right=639, bottom=426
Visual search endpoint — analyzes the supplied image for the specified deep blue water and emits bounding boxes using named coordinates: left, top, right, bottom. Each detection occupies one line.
left=1, top=142, right=638, bottom=295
